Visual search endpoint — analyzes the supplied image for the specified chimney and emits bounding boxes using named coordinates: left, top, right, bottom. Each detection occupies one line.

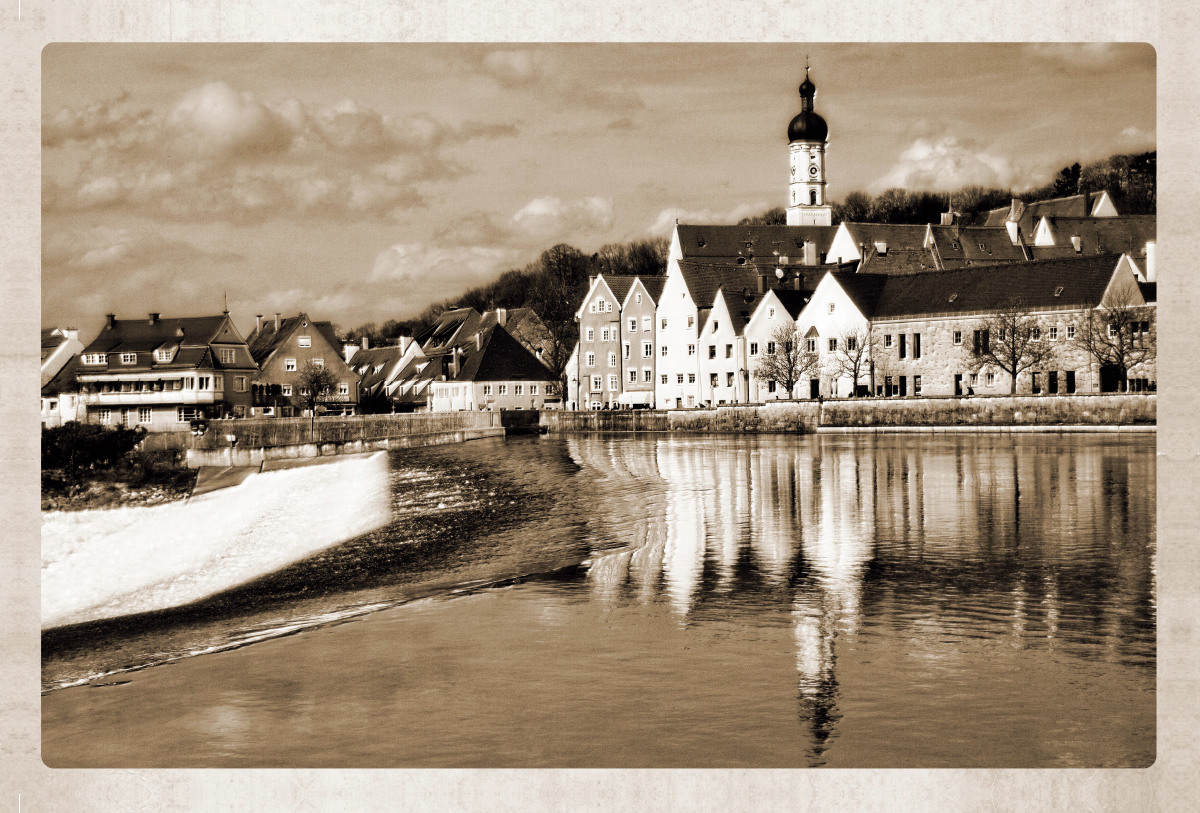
left=148, top=312, right=159, bottom=325
left=1071, top=235, right=1082, bottom=253
left=361, top=336, right=370, bottom=350
left=940, top=211, right=954, bottom=226
left=475, top=331, right=482, bottom=350
left=274, top=313, right=281, bottom=332
left=1145, top=240, right=1156, bottom=282
left=256, top=314, right=263, bottom=333
left=805, top=240, right=818, bottom=266
left=496, top=308, right=507, bottom=328
left=106, top=314, right=116, bottom=329
left=757, top=274, right=765, bottom=294
left=793, top=274, right=802, bottom=291
left=451, top=346, right=461, bottom=377
left=399, top=336, right=412, bottom=354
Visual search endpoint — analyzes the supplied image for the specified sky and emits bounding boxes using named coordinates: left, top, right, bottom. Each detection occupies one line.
left=41, top=43, right=1156, bottom=339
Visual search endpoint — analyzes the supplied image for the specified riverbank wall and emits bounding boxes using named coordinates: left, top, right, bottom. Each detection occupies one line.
left=184, top=412, right=502, bottom=468
left=540, top=394, right=1155, bottom=434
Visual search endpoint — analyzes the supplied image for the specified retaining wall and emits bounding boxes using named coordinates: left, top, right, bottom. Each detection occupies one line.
left=541, top=394, right=1154, bottom=434
left=186, top=427, right=505, bottom=468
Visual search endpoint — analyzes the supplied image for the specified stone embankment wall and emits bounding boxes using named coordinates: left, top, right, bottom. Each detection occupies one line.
left=184, top=412, right=502, bottom=467
left=541, top=394, right=1155, bottom=434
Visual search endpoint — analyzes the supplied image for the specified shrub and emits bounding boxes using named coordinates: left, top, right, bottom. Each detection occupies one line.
left=42, top=423, right=145, bottom=474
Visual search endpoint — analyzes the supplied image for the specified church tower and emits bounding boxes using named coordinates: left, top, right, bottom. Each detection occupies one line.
left=786, top=66, right=832, bottom=226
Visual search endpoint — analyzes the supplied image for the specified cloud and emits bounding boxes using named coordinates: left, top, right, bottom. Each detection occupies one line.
left=482, top=49, right=549, bottom=87
left=510, top=196, right=615, bottom=243
left=43, top=226, right=243, bottom=271
left=42, top=82, right=518, bottom=222
left=368, top=243, right=521, bottom=293
left=871, top=137, right=1017, bottom=193
left=477, top=48, right=644, bottom=114
left=646, top=202, right=769, bottom=236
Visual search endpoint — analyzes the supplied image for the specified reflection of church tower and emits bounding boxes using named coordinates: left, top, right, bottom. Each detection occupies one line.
left=786, top=65, right=833, bottom=226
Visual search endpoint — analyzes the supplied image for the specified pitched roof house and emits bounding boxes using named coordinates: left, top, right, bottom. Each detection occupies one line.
left=75, top=312, right=257, bottom=429
left=41, top=327, right=85, bottom=386
left=246, top=312, right=360, bottom=416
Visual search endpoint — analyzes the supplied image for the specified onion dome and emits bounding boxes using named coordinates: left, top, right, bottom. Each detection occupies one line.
left=787, top=69, right=828, bottom=143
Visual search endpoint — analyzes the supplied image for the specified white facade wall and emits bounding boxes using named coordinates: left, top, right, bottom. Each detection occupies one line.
left=620, top=279, right=658, bottom=404
left=698, top=293, right=748, bottom=405
left=744, top=290, right=796, bottom=402
left=654, top=272, right=703, bottom=409
left=796, top=274, right=873, bottom=398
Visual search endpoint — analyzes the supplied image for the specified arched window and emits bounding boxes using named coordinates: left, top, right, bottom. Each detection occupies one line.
left=810, top=189, right=818, bottom=205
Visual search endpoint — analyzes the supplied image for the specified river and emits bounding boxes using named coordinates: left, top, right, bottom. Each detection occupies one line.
left=42, top=432, right=1156, bottom=768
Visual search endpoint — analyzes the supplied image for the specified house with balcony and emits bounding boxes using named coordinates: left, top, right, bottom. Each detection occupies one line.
left=246, top=313, right=359, bottom=417
left=74, top=312, right=257, bottom=429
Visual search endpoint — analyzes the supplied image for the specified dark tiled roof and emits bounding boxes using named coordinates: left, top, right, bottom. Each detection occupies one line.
left=245, top=313, right=340, bottom=366
left=41, top=329, right=70, bottom=360
left=828, top=272, right=890, bottom=318
left=929, top=226, right=1027, bottom=266
left=418, top=308, right=481, bottom=351
left=1041, top=215, right=1156, bottom=258
left=840, top=223, right=930, bottom=253
left=676, top=261, right=762, bottom=309
left=969, top=192, right=1115, bottom=232
left=42, top=355, right=85, bottom=396
left=870, top=254, right=1123, bottom=319
left=676, top=224, right=840, bottom=263
left=458, top=324, right=556, bottom=383
left=718, top=289, right=764, bottom=336
left=856, top=247, right=938, bottom=275
left=82, top=315, right=228, bottom=354
left=352, top=345, right=409, bottom=395
left=637, top=276, right=667, bottom=304
left=1028, top=245, right=1082, bottom=261
left=774, top=289, right=810, bottom=319
left=596, top=275, right=637, bottom=306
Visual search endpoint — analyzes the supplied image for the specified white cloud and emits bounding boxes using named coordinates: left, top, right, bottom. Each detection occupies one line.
left=511, top=196, right=615, bottom=243
left=646, top=202, right=768, bottom=236
left=369, top=243, right=521, bottom=291
left=482, top=50, right=548, bottom=86
left=871, top=137, right=1017, bottom=193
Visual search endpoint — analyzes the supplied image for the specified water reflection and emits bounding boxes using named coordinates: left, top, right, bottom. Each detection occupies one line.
left=572, top=433, right=1155, bottom=764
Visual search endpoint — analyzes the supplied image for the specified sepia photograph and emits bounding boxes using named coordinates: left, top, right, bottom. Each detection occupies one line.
left=36, top=42, right=1159, bottom=771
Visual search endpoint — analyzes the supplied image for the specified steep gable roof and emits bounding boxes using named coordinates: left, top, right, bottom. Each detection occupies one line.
left=716, top=288, right=764, bottom=336
left=597, top=274, right=638, bottom=306
left=1040, top=215, right=1156, bottom=258
left=246, top=313, right=340, bottom=366
left=638, top=276, right=667, bottom=304
left=418, top=307, right=482, bottom=351
left=774, top=289, right=809, bottom=319
left=929, top=226, right=1028, bottom=267
left=676, top=261, right=761, bottom=309
left=83, top=315, right=230, bottom=354
left=42, top=355, right=85, bottom=396
left=826, top=272, right=890, bottom=319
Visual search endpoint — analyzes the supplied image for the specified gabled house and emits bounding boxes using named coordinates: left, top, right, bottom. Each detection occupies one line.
left=1028, top=215, right=1156, bottom=280
left=576, top=274, right=639, bottom=408
left=615, top=276, right=666, bottom=408
left=744, top=288, right=809, bottom=401
left=826, top=223, right=932, bottom=269
left=350, top=337, right=422, bottom=414
left=75, top=312, right=257, bottom=429
left=797, top=272, right=888, bottom=398
left=697, top=287, right=762, bottom=405
left=246, top=312, right=359, bottom=417
left=41, top=327, right=84, bottom=386
left=973, top=191, right=1119, bottom=235
left=926, top=225, right=1030, bottom=268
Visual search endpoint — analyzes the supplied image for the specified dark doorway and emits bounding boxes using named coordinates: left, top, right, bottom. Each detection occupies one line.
left=1066, top=371, right=1076, bottom=394
left=810, top=379, right=820, bottom=399
left=954, top=374, right=963, bottom=396
left=1048, top=371, right=1059, bottom=394
left=1099, top=365, right=1123, bottom=393
left=899, top=376, right=908, bottom=396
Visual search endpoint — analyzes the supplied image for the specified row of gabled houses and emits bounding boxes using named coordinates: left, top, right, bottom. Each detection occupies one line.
left=41, top=306, right=560, bottom=430
left=568, top=203, right=1157, bottom=409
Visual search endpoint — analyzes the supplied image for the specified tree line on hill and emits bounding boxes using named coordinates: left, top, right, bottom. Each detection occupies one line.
left=738, top=150, right=1156, bottom=226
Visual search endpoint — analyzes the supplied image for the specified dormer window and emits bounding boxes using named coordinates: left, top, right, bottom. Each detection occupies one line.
left=737, top=257, right=747, bottom=265
left=83, top=353, right=106, bottom=365
left=1054, top=286, right=1065, bottom=297
left=978, top=243, right=986, bottom=251
left=155, top=349, right=173, bottom=362
left=697, top=237, right=705, bottom=248
left=948, top=293, right=958, bottom=303
left=120, top=353, right=137, bottom=364
left=951, top=241, right=960, bottom=250
left=299, top=336, right=311, bottom=348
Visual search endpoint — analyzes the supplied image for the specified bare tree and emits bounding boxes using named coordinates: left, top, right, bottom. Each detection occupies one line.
left=967, top=297, right=1058, bottom=394
left=831, top=324, right=872, bottom=397
left=754, top=323, right=820, bottom=399
left=295, top=360, right=338, bottom=438
left=1073, top=287, right=1155, bottom=392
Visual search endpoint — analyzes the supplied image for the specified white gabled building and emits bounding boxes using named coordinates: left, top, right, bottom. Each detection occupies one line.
left=796, top=271, right=888, bottom=398
left=744, top=288, right=810, bottom=402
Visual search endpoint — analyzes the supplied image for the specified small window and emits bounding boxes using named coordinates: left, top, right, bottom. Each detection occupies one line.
left=629, top=319, right=638, bottom=333
left=677, top=374, right=684, bottom=384
left=643, top=369, right=652, bottom=383
left=608, top=352, right=617, bottom=367
left=768, top=381, right=776, bottom=393
left=628, top=369, right=637, bottom=383
left=948, top=293, right=958, bottom=303
left=1049, top=327, right=1059, bottom=341
left=121, top=353, right=137, bottom=364
left=1067, top=325, right=1076, bottom=339
left=138, top=407, right=153, bottom=424
left=978, top=243, right=986, bottom=251
left=847, top=337, right=857, bottom=352
left=636, top=293, right=642, bottom=305
left=662, top=318, right=668, bottom=330
left=601, top=328, right=611, bottom=342
left=285, top=358, right=297, bottom=372
left=661, top=374, right=668, bottom=385
left=531, top=385, right=538, bottom=395
left=589, top=303, right=597, bottom=314
left=298, top=336, right=311, bottom=348
left=313, top=358, right=324, bottom=368
left=597, top=298, right=605, bottom=311
left=1032, top=328, right=1041, bottom=341
left=338, top=382, right=349, bottom=395
left=769, top=307, right=776, bottom=319
left=608, top=375, right=618, bottom=390
left=913, top=375, right=922, bottom=395
left=606, top=302, right=612, bottom=313
left=234, top=376, right=247, bottom=392
left=750, top=342, right=759, bottom=356
left=711, top=321, right=719, bottom=333
left=586, top=328, right=595, bottom=342
left=219, top=348, right=236, bottom=364
left=951, top=241, right=959, bottom=250
left=83, top=353, right=106, bottom=365
left=514, top=384, right=523, bottom=395
left=643, top=342, right=653, bottom=358
left=643, top=317, right=651, bottom=332
left=953, top=331, right=962, bottom=346
left=726, top=372, right=735, bottom=387
left=767, top=342, right=776, bottom=355
left=661, top=346, right=668, bottom=357
left=586, top=352, right=596, bottom=368
left=806, top=338, right=816, bottom=353
left=155, top=349, right=173, bottom=362
left=686, top=316, right=693, bottom=328
left=282, top=384, right=292, bottom=396
left=688, top=344, right=696, bottom=356
left=828, top=303, right=835, bottom=314
left=725, top=344, right=733, bottom=358
left=623, top=342, right=630, bottom=359
left=708, top=345, right=717, bottom=359
left=986, top=373, right=995, bottom=387
left=499, top=384, right=507, bottom=396
left=828, top=338, right=837, bottom=352
left=688, top=374, right=696, bottom=384
left=884, top=334, right=893, bottom=348
left=483, top=384, right=492, bottom=396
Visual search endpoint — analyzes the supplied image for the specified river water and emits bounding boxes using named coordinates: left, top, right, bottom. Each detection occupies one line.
left=42, top=432, right=1156, bottom=768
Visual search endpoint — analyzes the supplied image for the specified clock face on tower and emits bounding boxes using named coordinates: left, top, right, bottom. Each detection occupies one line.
left=809, top=165, right=819, bottom=177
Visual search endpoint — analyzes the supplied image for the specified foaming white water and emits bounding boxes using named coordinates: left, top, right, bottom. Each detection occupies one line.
left=41, top=453, right=392, bottom=629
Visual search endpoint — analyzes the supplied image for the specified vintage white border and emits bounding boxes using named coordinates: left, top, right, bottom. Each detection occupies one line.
left=3, top=3, right=1196, bottom=810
